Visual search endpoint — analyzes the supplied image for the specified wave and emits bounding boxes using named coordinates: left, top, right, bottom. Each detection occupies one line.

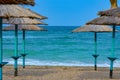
left=4, top=59, right=120, bottom=67
left=3, top=35, right=47, bottom=38
left=3, top=36, right=14, bottom=39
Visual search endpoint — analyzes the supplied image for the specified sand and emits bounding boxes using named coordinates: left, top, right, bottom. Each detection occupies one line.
left=2, top=65, right=120, bottom=80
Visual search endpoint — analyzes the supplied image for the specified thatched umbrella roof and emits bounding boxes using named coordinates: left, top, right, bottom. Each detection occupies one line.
left=3, top=25, right=47, bottom=31
left=0, top=0, right=34, bottom=6
left=72, top=25, right=113, bottom=32
left=86, top=16, right=120, bottom=26
left=3, top=18, right=47, bottom=25
left=98, top=7, right=120, bottom=17
left=0, top=5, right=46, bottom=19
left=27, top=9, right=47, bottom=20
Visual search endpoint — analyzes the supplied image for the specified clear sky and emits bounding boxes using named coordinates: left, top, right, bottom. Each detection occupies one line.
left=27, top=0, right=120, bottom=26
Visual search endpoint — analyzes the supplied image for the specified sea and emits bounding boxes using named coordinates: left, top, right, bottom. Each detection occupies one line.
left=2, top=26, right=120, bottom=67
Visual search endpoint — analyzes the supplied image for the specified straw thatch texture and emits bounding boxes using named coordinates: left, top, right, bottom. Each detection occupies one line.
left=27, top=9, right=47, bottom=20
left=0, top=5, right=46, bottom=19
left=98, top=7, right=120, bottom=17
left=72, top=25, right=113, bottom=32
left=3, top=18, right=46, bottom=25
left=0, top=0, right=34, bottom=6
left=86, top=16, right=120, bottom=26
left=0, top=5, right=30, bottom=18
left=3, top=25, right=47, bottom=31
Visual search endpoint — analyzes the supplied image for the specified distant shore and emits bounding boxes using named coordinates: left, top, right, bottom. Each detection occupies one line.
left=2, top=65, right=120, bottom=80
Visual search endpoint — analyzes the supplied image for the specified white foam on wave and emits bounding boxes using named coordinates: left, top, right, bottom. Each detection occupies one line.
left=4, top=59, right=120, bottom=67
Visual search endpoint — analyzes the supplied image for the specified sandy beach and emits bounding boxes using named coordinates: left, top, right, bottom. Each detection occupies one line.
left=2, top=65, right=120, bottom=80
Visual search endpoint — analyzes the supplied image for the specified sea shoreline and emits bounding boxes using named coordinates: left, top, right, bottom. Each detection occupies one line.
left=2, top=65, right=120, bottom=80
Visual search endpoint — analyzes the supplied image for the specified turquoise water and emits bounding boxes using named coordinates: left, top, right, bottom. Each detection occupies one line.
left=2, top=26, right=120, bottom=67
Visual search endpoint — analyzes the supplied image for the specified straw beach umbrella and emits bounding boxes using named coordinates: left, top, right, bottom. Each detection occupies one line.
left=72, top=25, right=113, bottom=71
left=3, top=25, right=47, bottom=31
left=86, top=16, right=119, bottom=78
left=72, top=25, right=113, bottom=32
left=98, top=0, right=118, bottom=17
left=0, top=5, right=33, bottom=18
left=87, top=16, right=120, bottom=25
left=3, top=25, right=47, bottom=68
left=0, top=4, right=47, bottom=79
left=3, top=18, right=47, bottom=25
left=0, top=5, right=47, bottom=19
left=98, top=7, right=120, bottom=17
left=0, top=0, right=35, bottom=6
left=98, top=0, right=119, bottom=17
left=26, top=9, right=47, bottom=20
left=2, top=17, right=46, bottom=75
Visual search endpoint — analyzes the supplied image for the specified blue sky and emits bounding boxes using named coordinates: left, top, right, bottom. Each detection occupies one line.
left=27, top=0, right=120, bottom=26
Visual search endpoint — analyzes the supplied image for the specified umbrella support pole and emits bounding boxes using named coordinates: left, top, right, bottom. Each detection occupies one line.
left=0, top=18, right=8, bottom=80
left=108, top=57, right=117, bottom=78
left=0, top=62, right=8, bottom=80
left=93, top=32, right=99, bottom=71
left=11, top=56, right=21, bottom=76
left=92, top=54, right=99, bottom=71
left=12, top=24, right=20, bottom=77
left=21, top=30, right=27, bottom=68
left=21, top=54, right=27, bottom=68
left=108, top=25, right=117, bottom=78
